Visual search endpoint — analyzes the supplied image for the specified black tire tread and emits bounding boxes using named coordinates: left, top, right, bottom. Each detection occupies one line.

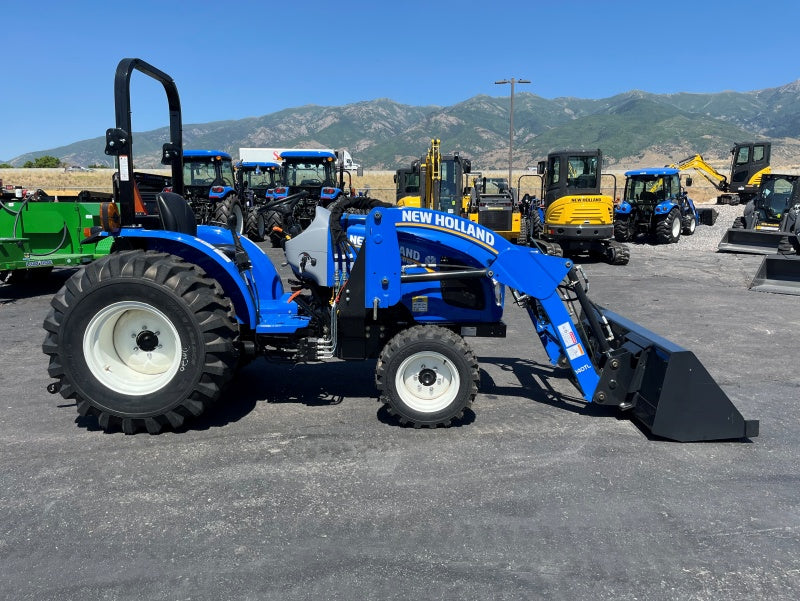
left=375, top=325, right=479, bottom=428
left=42, top=250, right=239, bottom=434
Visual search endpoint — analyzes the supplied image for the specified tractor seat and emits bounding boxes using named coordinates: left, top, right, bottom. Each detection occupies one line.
left=155, top=191, right=237, bottom=259
left=156, top=192, right=197, bottom=236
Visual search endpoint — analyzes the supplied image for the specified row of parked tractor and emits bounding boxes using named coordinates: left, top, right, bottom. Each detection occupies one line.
left=391, top=139, right=799, bottom=294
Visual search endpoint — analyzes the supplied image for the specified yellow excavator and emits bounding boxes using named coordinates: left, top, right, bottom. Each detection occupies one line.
left=670, top=141, right=771, bottom=205
left=527, top=149, right=629, bottom=265
left=396, top=139, right=522, bottom=241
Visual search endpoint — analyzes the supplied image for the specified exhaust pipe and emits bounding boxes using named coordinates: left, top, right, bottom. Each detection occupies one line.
left=591, top=309, right=758, bottom=442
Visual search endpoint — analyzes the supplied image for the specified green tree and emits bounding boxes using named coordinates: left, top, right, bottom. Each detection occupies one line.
left=0, top=163, right=12, bottom=168
left=23, top=155, right=62, bottom=168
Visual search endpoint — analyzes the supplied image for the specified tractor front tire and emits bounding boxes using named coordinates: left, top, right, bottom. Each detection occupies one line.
left=682, top=215, right=697, bottom=235
left=214, top=195, right=245, bottom=234
left=656, top=208, right=681, bottom=244
left=42, top=250, right=239, bottom=434
left=375, top=325, right=479, bottom=427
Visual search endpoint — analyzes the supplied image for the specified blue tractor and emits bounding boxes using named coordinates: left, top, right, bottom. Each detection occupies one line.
left=40, top=59, right=758, bottom=442
left=261, top=149, right=348, bottom=247
left=615, top=168, right=699, bottom=244
left=234, top=160, right=281, bottom=241
left=182, top=149, right=245, bottom=234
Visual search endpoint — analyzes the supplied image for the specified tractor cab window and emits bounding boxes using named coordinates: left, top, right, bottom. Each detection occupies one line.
left=184, top=161, right=217, bottom=185
left=625, top=176, right=660, bottom=202
left=244, top=167, right=276, bottom=189
left=219, top=160, right=235, bottom=188
left=567, top=155, right=597, bottom=189
left=753, top=145, right=766, bottom=163
left=284, top=161, right=336, bottom=187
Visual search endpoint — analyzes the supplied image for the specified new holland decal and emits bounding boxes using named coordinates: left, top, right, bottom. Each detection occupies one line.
left=399, top=210, right=496, bottom=248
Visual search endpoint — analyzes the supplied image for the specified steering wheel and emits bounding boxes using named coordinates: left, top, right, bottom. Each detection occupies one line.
left=258, top=191, right=308, bottom=216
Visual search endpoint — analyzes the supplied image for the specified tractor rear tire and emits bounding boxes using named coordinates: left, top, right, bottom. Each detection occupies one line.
left=245, top=209, right=264, bottom=242
left=732, top=216, right=745, bottom=229
left=375, top=325, right=479, bottom=428
left=42, top=250, right=239, bottom=434
left=262, top=210, right=285, bottom=247
left=614, top=217, right=632, bottom=242
left=656, top=208, right=681, bottom=244
left=214, top=195, right=245, bottom=235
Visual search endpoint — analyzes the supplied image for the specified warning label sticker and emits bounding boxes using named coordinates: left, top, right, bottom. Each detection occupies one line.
left=412, top=296, right=428, bottom=313
left=557, top=322, right=579, bottom=346
left=566, top=343, right=585, bottom=360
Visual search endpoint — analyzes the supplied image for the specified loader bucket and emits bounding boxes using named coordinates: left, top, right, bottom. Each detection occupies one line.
left=749, top=254, right=800, bottom=295
left=717, top=228, right=791, bottom=254
left=593, top=309, right=759, bottom=442
left=697, top=207, right=718, bottom=226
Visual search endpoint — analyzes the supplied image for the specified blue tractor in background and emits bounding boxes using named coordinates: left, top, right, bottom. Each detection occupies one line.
left=182, top=149, right=245, bottom=234
left=234, top=160, right=281, bottom=241
left=614, top=167, right=699, bottom=244
left=39, top=58, right=758, bottom=443
left=261, top=149, right=348, bottom=247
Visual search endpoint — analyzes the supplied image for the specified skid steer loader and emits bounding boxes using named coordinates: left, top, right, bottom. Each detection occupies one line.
left=718, top=174, right=800, bottom=255
left=40, top=58, right=758, bottom=442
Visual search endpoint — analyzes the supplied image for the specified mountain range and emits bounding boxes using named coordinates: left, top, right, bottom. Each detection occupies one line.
left=8, top=80, right=800, bottom=170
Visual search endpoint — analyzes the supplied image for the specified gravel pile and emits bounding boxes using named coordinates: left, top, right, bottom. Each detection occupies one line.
left=622, top=203, right=743, bottom=256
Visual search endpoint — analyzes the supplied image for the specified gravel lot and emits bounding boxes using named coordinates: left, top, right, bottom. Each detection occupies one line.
left=1, top=206, right=798, bottom=601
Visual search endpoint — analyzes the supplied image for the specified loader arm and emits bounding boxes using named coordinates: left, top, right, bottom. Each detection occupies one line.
left=672, top=154, right=729, bottom=192
left=357, top=207, right=757, bottom=441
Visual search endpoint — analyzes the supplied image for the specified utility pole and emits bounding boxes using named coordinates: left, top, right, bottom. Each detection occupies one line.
left=495, top=78, right=530, bottom=187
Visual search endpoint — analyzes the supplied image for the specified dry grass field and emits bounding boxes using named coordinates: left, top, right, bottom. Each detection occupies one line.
left=0, top=165, right=771, bottom=205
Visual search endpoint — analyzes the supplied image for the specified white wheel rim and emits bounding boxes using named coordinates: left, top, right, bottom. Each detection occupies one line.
left=671, top=215, right=681, bottom=237
left=689, top=218, right=696, bottom=233
left=83, top=301, right=182, bottom=395
left=394, top=351, right=460, bottom=413
left=257, top=214, right=266, bottom=237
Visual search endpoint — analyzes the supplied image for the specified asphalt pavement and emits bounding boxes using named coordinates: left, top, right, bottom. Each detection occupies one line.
left=1, top=242, right=798, bottom=601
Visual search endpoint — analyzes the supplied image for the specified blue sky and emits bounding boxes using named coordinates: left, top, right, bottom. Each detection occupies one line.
left=2, top=0, right=798, bottom=160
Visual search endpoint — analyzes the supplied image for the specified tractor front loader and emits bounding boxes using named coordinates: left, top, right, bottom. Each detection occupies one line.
left=40, top=58, right=757, bottom=442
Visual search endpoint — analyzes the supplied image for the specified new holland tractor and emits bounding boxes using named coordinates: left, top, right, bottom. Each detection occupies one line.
left=40, top=58, right=758, bottom=442
left=181, top=150, right=245, bottom=235
left=260, top=149, right=347, bottom=247
left=615, top=168, right=700, bottom=244
left=234, top=160, right=281, bottom=241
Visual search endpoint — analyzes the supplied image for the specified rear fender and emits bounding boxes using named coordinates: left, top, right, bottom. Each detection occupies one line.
left=115, top=225, right=283, bottom=328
